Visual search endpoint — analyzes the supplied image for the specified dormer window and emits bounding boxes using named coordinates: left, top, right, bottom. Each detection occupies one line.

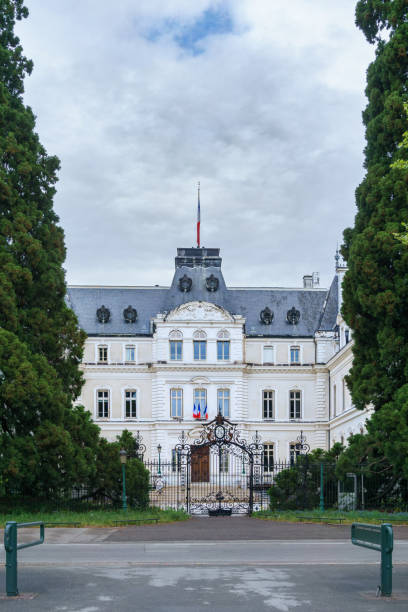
left=290, top=346, right=300, bottom=364
left=98, top=345, right=108, bottom=363
left=263, top=346, right=274, bottom=364
left=125, top=345, right=135, bottom=362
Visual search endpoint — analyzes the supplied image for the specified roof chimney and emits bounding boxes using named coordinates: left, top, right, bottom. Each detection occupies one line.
left=303, top=273, right=319, bottom=288
left=303, top=275, right=313, bottom=288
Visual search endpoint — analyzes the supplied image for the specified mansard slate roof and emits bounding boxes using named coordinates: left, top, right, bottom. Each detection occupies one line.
left=67, top=247, right=339, bottom=337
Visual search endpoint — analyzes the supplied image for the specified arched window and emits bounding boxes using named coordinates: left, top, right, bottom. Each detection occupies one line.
left=193, top=330, right=207, bottom=360
left=217, top=329, right=230, bottom=339
left=169, top=330, right=183, bottom=360
left=193, top=329, right=207, bottom=339
left=169, top=330, right=183, bottom=340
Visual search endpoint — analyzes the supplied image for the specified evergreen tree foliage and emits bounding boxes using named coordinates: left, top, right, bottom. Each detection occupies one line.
left=341, top=1, right=408, bottom=478
left=342, top=1, right=408, bottom=409
left=0, top=1, right=95, bottom=495
left=91, top=431, right=150, bottom=509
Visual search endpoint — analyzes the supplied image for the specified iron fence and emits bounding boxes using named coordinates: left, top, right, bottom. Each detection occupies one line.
left=145, top=459, right=408, bottom=513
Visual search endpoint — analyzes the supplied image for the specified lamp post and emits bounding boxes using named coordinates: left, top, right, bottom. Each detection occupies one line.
left=157, top=444, right=162, bottom=476
left=295, top=430, right=310, bottom=510
left=119, top=449, right=127, bottom=512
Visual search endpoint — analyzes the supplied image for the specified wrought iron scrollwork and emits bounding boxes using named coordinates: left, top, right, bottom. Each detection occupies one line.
left=191, top=411, right=258, bottom=457
left=295, top=430, right=310, bottom=454
left=96, top=305, right=110, bottom=323
left=134, top=430, right=146, bottom=460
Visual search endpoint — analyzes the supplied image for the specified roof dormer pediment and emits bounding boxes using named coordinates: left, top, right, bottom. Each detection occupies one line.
left=164, top=301, right=234, bottom=323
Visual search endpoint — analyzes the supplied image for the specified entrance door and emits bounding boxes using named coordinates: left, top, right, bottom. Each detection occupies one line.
left=191, top=446, right=210, bottom=482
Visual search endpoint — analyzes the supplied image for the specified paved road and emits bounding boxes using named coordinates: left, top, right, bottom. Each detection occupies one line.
left=1, top=518, right=408, bottom=611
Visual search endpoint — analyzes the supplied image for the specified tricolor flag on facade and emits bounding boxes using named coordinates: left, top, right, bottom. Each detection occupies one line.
left=193, top=403, right=198, bottom=419
left=197, top=403, right=201, bottom=419
left=203, top=404, right=208, bottom=420
left=197, top=182, right=201, bottom=248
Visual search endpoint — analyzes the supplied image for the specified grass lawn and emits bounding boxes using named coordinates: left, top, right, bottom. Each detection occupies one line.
left=253, top=508, right=408, bottom=524
left=0, top=507, right=189, bottom=528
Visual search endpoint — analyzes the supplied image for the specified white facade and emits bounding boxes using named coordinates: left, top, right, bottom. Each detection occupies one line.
left=71, top=251, right=372, bottom=462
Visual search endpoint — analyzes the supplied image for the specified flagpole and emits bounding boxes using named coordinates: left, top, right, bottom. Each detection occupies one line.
left=197, top=181, right=201, bottom=248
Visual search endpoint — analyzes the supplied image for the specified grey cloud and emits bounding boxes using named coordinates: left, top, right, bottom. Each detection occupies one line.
left=18, top=1, right=373, bottom=290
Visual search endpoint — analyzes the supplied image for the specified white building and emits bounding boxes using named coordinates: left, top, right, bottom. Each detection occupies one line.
left=67, top=247, right=371, bottom=465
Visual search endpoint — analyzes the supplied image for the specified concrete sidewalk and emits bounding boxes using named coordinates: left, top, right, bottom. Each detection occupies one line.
left=5, top=516, right=408, bottom=544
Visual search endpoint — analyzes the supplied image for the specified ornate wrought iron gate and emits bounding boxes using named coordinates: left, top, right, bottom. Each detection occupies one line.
left=172, top=413, right=263, bottom=515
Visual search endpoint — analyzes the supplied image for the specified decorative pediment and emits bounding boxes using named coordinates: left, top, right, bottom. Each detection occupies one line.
left=165, top=301, right=234, bottom=322
left=190, top=376, right=210, bottom=385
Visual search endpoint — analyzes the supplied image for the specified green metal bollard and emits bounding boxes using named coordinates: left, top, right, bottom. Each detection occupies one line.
left=4, top=521, right=18, bottom=596
left=380, top=523, right=393, bottom=597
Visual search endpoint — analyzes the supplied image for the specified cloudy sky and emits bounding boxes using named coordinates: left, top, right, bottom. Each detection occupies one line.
left=17, top=1, right=374, bottom=290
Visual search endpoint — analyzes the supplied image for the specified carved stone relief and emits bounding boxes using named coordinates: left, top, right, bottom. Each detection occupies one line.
left=166, top=301, right=233, bottom=322
left=286, top=306, right=300, bottom=325
left=178, top=274, right=192, bottom=292
left=96, top=305, right=110, bottom=323
left=205, top=274, right=219, bottom=292
left=260, top=307, right=274, bottom=325
left=123, top=305, right=137, bottom=323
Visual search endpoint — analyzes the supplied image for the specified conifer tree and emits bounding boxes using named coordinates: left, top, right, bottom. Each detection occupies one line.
left=341, top=1, right=408, bottom=476
left=0, top=0, right=96, bottom=495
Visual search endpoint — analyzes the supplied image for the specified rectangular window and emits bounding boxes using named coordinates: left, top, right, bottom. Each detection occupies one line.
left=263, top=390, right=274, bottom=420
left=290, top=346, right=300, bottom=364
left=217, top=389, right=230, bottom=418
left=193, top=340, right=207, bottom=360
left=170, top=340, right=183, bottom=361
left=217, top=341, right=230, bottom=360
left=333, top=384, right=337, bottom=417
left=125, top=345, right=135, bottom=362
left=170, top=388, right=183, bottom=418
left=125, top=390, right=137, bottom=418
left=194, top=388, right=206, bottom=418
left=263, top=444, right=274, bottom=472
left=263, top=346, right=274, bottom=364
left=289, top=442, right=301, bottom=465
left=220, top=449, right=229, bottom=473
left=97, top=390, right=109, bottom=418
left=289, top=390, right=301, bottom=419
left=98, top=345, right=108, bottom=363
left=171, top=448, right=181, bottom=472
